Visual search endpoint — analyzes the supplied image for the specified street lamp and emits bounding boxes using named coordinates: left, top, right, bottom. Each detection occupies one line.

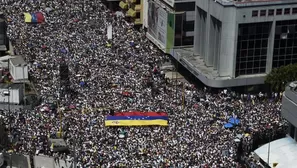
left=22, top=64, right=27, bottom=106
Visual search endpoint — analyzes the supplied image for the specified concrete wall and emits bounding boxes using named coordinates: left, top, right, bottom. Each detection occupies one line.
left=9, top=61, right=28, bottom=81
left=143, top=0, right=149, bottom=28
left=0, top=88, right=21, bottom=104
left=15, top=66, right=28, bottom=80
left=195, top=0, right=237, bottom=77
left=3, top=153, right=30, bottom=168
left=282, top=87, right=297, bottom=127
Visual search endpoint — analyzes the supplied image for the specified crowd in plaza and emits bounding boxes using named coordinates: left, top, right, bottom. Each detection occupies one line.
left=0, top=0, right=288, bottom=167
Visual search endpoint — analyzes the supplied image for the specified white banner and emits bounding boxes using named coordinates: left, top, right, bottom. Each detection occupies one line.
left=107, top=25, right=112, bottom=40
left=148, top=1, right=168, bottom=47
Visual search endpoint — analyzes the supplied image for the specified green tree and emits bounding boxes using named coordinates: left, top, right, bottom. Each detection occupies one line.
left=265, top=63, right=297, bottom=92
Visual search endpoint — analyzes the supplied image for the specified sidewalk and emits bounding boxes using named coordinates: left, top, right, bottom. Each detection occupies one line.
left=34, top=155, right=72, bottom=168
left=54, top=159, right=72, bottom=168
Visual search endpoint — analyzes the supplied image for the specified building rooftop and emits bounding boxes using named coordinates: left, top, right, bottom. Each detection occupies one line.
left=9, top=56, right=26, bottom=67
left=173, top=48, right=266, bottom=87
left=3, top=153, right=30, bottom=168
left=254, top=136, right=297, bottom=168
left=0, top=83, right=23, bottom=90
left=216, top=0, right=297, bottom=7
left=34, top=155, right=72, bottom=168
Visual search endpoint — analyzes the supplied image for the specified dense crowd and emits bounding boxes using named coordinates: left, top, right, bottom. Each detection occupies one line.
left=0, top=0, right=288, bottom=167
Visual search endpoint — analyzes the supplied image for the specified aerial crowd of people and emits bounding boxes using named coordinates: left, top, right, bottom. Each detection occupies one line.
left=0, top=0, right=288, bottom=167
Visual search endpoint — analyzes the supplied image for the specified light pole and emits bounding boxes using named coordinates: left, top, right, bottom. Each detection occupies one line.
left=267, top=125, right=271, bottom=166
left=22, top=64, right=26, bottom=106
left=73, top=137, right=76, bottom=168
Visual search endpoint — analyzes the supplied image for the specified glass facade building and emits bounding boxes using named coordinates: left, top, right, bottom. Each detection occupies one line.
left=236, top=22, right=270, bottom=76
left=273, top=19, right=297, bottom=68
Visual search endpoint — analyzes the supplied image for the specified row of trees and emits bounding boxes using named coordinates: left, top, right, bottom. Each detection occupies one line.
left=265, top=63, right=297, bottom=92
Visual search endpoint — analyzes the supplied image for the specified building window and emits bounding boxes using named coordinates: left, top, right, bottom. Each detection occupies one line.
left=268, top=9, right=275, bottom=16
left=182, top=36, right=194, bottom=46
left=276, top=9, right=283, bottom=15
left=174, top=13, right=183, bottom=46
left=260, top=10, right=266, bottom=17
left=136, top=12, right=140, bottom=18
left=183, top=21, right=194, bottom=32
left=290, top=124, right=295, bottom=139
left=273, top=20, right=297, bottom=68
left=252, top=10, right=258, bottom=17
left=293, top=8, right=297, bottom=14
left=236, top=22, right=270, bottom=76
left=285, top=8, right=291, bottom=15
left=175, top=2, right=195, bottom=12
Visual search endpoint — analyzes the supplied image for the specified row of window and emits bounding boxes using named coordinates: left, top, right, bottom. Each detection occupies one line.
left=275, top=25, right=297, bottom=34
left=274, top=48, right=297, bottom=55
left=273, top=55, right=297, bottom=61
left=236, top=68, right=266, bottom=76
left=238, top=49, right=267, bottom=57
left=274, top=39, right=297, bottom=48
left=252, top=8, right=297, bottom=17
left=273, top=59, right=297, bottom=68
left=238, top=24, right=270, bottom=35
left=239, top=40, right=268, bottom=49
left=237, top=61, right=267, bottom=69
left=238, top=57, right=267, bottom=62
left=238, top=34, right=269, bottom=41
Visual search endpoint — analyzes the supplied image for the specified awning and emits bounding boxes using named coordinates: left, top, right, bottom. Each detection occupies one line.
left=119, top=1, right=128, bottom=9
left=254, top=137, right=297, bottom=168
left=127, top=8, right=136, bottom=17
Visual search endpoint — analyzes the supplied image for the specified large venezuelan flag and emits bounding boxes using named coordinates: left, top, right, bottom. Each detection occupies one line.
left=24, top=12, right=45, bottom=23
left=105, top=111, right=168, bottom=126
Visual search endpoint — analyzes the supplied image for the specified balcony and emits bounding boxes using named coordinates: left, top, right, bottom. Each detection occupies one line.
left=119, top=1, right=128, bottom=9
left=135, top=4, right=141, bottom=11
left=128, top=0, right=137, bottom=3
left=134, top=18, right=142, bottom=25
left=127, top=8, right=136, bottom=17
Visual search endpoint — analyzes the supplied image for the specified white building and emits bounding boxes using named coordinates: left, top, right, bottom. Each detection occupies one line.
left=9, top=56, right=28, bottom=81
left=146, top=0, right=297, bottom=87
left=0, top=83, right=24, bottom=104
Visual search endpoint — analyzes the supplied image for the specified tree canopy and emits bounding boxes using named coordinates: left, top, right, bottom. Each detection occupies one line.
left=265, top=63, right=297, bottom=92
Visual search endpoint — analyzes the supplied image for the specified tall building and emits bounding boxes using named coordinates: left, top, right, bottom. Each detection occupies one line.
left=144, top=0, right=195, bottom=53
left=147, top=0, right=297, bottom=88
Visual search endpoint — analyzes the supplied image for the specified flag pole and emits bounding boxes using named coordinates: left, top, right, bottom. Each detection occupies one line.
left=182, top=82, right=185, bottom=113
left=58, top=101, right=62, bottom=137
left=175, top=61, right=178, bottom=100
left=267, top=127, right=271, bottom=166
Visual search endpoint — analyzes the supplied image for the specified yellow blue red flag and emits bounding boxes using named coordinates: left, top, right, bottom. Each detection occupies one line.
left=105, top=111, right=168, bottom=126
